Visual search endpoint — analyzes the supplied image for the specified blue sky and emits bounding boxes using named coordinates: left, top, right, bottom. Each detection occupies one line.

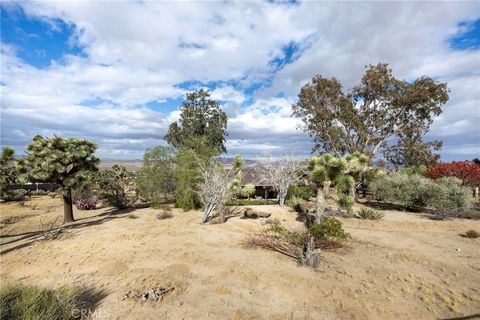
left=1, top=1, right=479, bottom=161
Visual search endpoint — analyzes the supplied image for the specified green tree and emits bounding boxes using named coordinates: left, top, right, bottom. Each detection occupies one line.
left=292, top=63, right=448, bottom=160
left=164, top=89, right=228, bottom=155
left=17, top=135, right=98, bottom=223
left=137, top=146, right=177, bottom=206
left=307, top=154, right=355, bottom=222
left=96, top=165, right=136, bottom=209
left=385, top=132, right=442, bottom=168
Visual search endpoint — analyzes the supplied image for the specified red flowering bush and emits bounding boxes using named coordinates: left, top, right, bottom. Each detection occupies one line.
left=74, top=199, right=97, bottom=210
left=424, top=161, right=480, bottom=187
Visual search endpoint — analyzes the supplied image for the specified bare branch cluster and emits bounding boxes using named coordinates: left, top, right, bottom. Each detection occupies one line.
left=197, top=161, right=232, bottom=223
left=260, top=153, right=300, bottom=206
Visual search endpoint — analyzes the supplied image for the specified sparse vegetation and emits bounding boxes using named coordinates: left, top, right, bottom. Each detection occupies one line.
left=358, top=207, right=384, bottom=220
left=465, top=230, right=480, bottom=238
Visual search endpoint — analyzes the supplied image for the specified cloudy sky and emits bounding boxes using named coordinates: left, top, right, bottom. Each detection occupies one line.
left=1, top=1, right=479, bottom=160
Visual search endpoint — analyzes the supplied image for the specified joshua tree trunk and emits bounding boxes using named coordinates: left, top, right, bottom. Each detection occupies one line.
left=63, top=188, right=74, bottom=223
left=315, top=187, right=325, bottom=224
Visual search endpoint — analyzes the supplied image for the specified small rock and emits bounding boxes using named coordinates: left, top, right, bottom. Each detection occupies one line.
left=456, top=248, right=461, bottom=252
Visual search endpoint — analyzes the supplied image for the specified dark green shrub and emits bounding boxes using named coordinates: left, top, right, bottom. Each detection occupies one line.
left=96, top=165, right=136, bottom=209
left=358, top=207, right=384, bottom=220
left=0, top=189, right=28, bottom=202
left=0, top=284, right=86, bottom=320
left=308, top=216, right=350, bottom=242
left=338, top=194, right=354, bottom=214
left=286, top=185, right=314, bottom=201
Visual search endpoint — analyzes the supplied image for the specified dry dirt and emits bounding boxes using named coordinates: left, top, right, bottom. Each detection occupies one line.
left=1, top=196, right=479, bottom=320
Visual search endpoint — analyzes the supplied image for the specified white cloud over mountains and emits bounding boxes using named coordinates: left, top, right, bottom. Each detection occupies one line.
left=1, top=1, right=479, bottom=160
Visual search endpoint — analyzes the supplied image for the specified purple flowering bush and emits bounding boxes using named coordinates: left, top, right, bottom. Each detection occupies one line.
left=74, top=199, right=97, bottom=210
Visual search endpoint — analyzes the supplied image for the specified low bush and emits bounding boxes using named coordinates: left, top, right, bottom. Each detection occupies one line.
left=308, top=216, right=350, bottom=242
left=370, top=173, right=471, bottom=217
left=465, top=230, right=480, bottom=238
left=425, top=161, right=480, bottom=187
left=0, top=189, right=29, bottom=202
left=74, top=199, right=97, bottom=210
left=0, top=284, right=86, bottom=320
left=286, top=185, right=314, bottom=201
left=358, top=207, right=384, bottom=220
left=226, top=199, right=277, bottom=206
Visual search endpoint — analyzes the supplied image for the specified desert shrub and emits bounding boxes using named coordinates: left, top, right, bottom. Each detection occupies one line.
left=425, top=161, right=480, bottom=187
left=286, top=185, right=314, bottom=201
left=338, top=194, right=354, bottom=215
left=156, top=212, right=173, bottom=220
left=265, top=224, right=287, bottom=234
left=96, top=165, right=136, bottom=209
left=226, top=199, right=277, bottom=206
left=0, top=284, right=85, bottom=320
left=358, top=207, right=384, bottom=220
left=0, top=189, right=29, bottom=202
left=465, top=230, right=480, bottom=238
left=308, top=216, right=350, bottom=242
left=74, top=199, right=97, bottom=210
left=432, top=177, right=471, bottom=217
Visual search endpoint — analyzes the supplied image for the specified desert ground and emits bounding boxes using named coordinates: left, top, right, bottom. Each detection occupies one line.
left=1, top=196, right=479, bottom=320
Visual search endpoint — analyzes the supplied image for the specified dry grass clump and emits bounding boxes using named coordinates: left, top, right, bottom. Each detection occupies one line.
left=464, top=229, right=480, bottom=239
left=264, top=218, right=281, bottom=225
left=128, top=214, right=138, bottom=219
left=0, top=284, right=105, bottom=320
left=156, top=212, right=173, bottom=220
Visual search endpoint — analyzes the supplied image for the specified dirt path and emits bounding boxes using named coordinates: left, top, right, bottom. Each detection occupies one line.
left=1, top=197, right=479, bottom=319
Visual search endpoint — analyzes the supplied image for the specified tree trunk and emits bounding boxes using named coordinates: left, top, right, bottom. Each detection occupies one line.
left=315, top=187, right=325, bottom=224
left=201, top=203, right=214, bottom=224
left=279, top=190, right=287, bottom=207
left=63, top=188, right=74, bottom=223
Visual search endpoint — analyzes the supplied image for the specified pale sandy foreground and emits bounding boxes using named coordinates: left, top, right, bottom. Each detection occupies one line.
left=1, top=196, right=479, bottom=320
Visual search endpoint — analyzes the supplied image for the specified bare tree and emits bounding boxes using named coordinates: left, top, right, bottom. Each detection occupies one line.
left=198, top=161, right=231, bottom=224
left=260, top=153, right=299, bottom=207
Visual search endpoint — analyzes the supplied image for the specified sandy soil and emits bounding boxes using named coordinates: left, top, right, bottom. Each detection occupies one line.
left=1, top=196, right=479, bottom=320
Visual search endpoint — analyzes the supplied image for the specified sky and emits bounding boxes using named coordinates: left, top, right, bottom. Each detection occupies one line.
left=1, top=1, right=479, bottom=161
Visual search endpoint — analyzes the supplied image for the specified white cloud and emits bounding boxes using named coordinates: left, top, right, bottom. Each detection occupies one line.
left=1, top=1, right=479, bottom=160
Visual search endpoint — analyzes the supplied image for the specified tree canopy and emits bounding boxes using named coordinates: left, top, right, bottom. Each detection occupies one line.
left=164, top=89, right=228, bottom=155
left=17, top=135, right=99, bottom=222
left=292, top=63, right=449, bottom=161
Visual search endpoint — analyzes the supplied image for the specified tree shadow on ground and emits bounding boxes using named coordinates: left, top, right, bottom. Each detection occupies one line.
left=0, top=207, right=140, bottom=255
left=439, top=314, right=480, bottom=320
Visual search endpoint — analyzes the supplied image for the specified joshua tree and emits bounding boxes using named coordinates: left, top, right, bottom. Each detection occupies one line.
left=307, top=154, right=355, bottom=223
left=261, top=153, right=299, bottom=207
left=17, top=135, right=98, bottom=223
